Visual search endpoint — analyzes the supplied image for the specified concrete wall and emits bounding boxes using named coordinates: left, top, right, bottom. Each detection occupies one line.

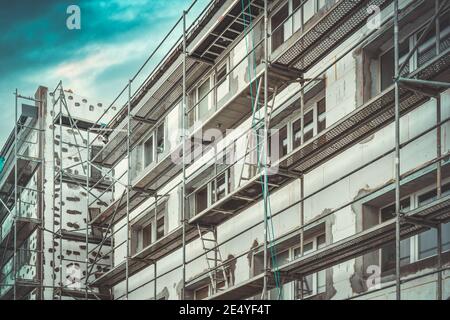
left=109, top=0, right=450, bottom=300
left=43, top=89, right=113, bottom=299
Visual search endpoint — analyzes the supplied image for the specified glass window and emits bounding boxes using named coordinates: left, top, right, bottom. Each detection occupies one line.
left=317, top=269, right=326, bottom=293
left=317, top=98, right=326, bottom=134
left=443, top=222, right=450, bottom=252
left=440, top=11, right=450, bottom=52
left=142, top=224, right=152, bottom=248
left=303, top=274, right=314, bottom=296
left=318, top=0, right=327, bottom=10
left=217, top=63, right=229, bottom=101
left=303, top=241, right=314, bottom=254
left=157, top=122, right=165, bottom=154
left=196, top=186, right=208, bottom=214
left=279, top=125, right=288, bottom=158
left=381, top=239, right=410, bottom=271
left=156, top=216, right=164, bottom=240
left=317, top=234, right=326, bottom=249
left=380, top=40, right=409, bottom=91
left=271, top=3, right=289, bottom=52
left=130, top=144, right=143, bottom=180
left=419, top=229, right=437, bottom=260
left=277, top=249, right=290, bottom=266
left=212, top=172, right=227, bottom=203
left=132, top=221, right=152, bottom=254
left=217, top=65, right=227, bottom=87
left=292, top=118, right=302, bottom=149
left=380, top=198, right=411, bottom=271
left=303, top=0, right=315, bottom=23
left=188, top=90, right=196, bottom=127
left=443, top=182, right=450, bottom=196
left=380, top=198, right=410, bottom=222
left=198, top=79, right=211, bottom=120
left=417, top=26, right=436, bottom=68
left=144, top=135, right=154, bottom=167
left=417, top=184, right=450, bottom=259
left=303, top=109, right=314, bottom=141
left=418, top=189, right=437, bottom=206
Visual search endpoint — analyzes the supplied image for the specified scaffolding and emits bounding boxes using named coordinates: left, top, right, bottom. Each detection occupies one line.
left=60, top=0, right=450, bottom=300
left=50, top=83, right=113, bottom=300
left=0, top=89, right=44, bottom=300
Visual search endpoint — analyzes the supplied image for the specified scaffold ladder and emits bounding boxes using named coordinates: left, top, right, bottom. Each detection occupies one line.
left=196, top=224, right=229, bottom=294
left=238, top=82, right=278, bottom=187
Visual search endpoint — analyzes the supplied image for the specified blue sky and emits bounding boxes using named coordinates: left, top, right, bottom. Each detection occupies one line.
left=0, top=0, right=208, bottom=146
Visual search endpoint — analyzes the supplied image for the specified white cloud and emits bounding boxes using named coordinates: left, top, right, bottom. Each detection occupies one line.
left=29, top=37, right=151, bottom=99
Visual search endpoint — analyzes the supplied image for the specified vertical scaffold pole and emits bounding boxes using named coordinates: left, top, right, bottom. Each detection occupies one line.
left=262, top=0, right=269, bottom=300
left=58, top=86, right=64, bottom=300
left=126, top=80, right=132, bottom=299
left=38, top=94, right=45, bottom=300
left=436, top=96, right=442, bottom=300
left=435, top=0, right=442, bottom=301
left=13, top=89, right=18, bottom=300
left=393, top=0, right=401, bottom=301
left=86, top=129, right=90, bottom=300
left=51, top=85, right=57, bottom=297
left=181, top=9, right=187, bottom=300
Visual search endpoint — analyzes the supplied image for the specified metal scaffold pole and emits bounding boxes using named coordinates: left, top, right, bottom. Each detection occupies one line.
left=435, top=0, right=442, bottom=301
left=86, top=129, right=91, bottom=300
left=126, top=79, right=132, bottom=300
left=51, top=85, right=58, bottom=298
left=181, top=9, right=187, bottom=300
left=38, top=94, right=45, bottom=300
left=58, top=86, right=64, bottom=300
left=13, top=89, right=18, bottom=301
left=393, top=0, right=401, bottom=301
left=262, top=0, right=269, bottom=301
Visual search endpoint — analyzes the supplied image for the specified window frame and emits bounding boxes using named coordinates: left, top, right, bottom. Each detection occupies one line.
left=130, top=200, right=167, bottom=255
left=216, top=59, right=230, bottom=102
left=377, top=10, right=450, bottom=92
left=143, top=132, right=155, bottom=168
left=270, top=0, right=327, bottom=52
left=269, top=232, right=327, bottom=300
left=288, top=90, right=326, bottom=151
left=291, top=234, right=327, bottom=299
left=192, top=75, right=214, bottom=123
left=376, top=179, right=450, bottom=271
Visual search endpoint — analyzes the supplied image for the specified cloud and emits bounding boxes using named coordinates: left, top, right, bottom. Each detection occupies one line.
left=46, top=39, right=149, bottom=95
left=0, top=0, right=207, bottom=146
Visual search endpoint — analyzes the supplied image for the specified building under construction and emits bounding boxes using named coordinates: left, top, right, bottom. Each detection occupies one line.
left=1, top=0, right=450, bottom=300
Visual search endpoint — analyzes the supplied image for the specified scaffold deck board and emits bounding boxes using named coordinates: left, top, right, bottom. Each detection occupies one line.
left=277, top=195, right=450, bottom=276
left=0, top=278, right=40, bottom=300
left=189, top=170, right=292, bottom=227
left=280, top=47, right=450, bottom=174
left=207, top=273, right=276, bottom=300
left=273, top=0, right=391, bottom=71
